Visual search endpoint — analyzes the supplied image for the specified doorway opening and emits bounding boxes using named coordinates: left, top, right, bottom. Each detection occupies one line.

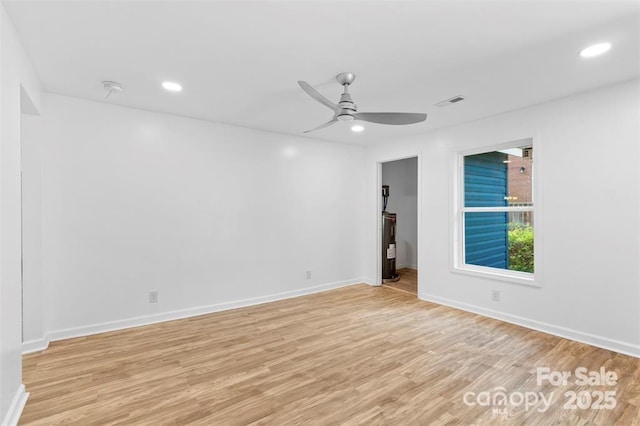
left=379, top=156, right=419, bottom=295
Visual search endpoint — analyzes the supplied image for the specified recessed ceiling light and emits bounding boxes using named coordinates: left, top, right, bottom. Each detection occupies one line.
left=579, top=42, right=611, bottom=58
left=351, top=124, right=364, bottom=133
left=162, top=81, right=182, bottom=92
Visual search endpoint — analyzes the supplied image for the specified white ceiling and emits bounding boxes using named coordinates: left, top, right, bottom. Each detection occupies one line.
left=5, top=0, right=640, bottom=145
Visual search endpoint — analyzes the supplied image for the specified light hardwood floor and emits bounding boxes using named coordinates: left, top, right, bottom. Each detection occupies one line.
left=383, top=268, right=417, bottom=295
left=22, top=285, right=640, bottom=425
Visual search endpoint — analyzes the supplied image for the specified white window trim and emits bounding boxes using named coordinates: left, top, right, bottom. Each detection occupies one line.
left=453, top=138, right=541, bottom=287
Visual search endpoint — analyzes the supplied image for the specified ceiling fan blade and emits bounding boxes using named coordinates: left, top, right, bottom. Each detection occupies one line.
left=354, top=112, right=427, bottom=125
left=303, top=118, right=338, bottom=133
left=298, top=81, right=339, bottom=113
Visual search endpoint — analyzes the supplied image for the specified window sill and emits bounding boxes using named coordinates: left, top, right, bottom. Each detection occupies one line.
left=452, top=264, right=541, bottom=288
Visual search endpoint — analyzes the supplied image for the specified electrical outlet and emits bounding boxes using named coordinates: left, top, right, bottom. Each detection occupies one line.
left=306, top=270, right=312, bottom=280
left=149, top=290, right=159, bottom=303
left=491, top=290, right=501, bottom=302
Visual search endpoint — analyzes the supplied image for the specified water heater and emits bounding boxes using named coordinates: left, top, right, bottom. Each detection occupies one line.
left=382, top=186, right=399, bottom=283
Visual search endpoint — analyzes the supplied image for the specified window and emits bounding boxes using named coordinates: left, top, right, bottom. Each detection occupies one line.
left=457, top=141, right=535, bottom=282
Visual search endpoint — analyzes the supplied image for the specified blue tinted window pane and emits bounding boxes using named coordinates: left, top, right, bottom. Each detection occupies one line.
left=465, top=212, right=509, bottom=269
left=465, top=148, right=533, bottom=207
left=464, top=212, right=534, bottom=273
left=464, top=152, right=508, bottom=207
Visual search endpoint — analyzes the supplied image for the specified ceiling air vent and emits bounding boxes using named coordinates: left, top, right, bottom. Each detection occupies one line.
left=435, top=95, right=465, bottom=108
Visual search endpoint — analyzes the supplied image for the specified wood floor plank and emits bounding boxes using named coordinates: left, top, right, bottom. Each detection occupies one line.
left=382, top=267, right=417, bottom=295
left=21, top=284, right=640, bottom=425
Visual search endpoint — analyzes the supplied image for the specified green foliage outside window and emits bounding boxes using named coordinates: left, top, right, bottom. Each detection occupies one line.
left=508, top=224, right=534, bottom=273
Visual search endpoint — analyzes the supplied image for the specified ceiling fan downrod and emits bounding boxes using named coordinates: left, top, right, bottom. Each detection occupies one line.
left=336, top=73, right=357, bottom=121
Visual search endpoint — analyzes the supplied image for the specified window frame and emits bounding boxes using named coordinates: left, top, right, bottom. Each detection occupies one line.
left=453, top=138, right=540, bottom=287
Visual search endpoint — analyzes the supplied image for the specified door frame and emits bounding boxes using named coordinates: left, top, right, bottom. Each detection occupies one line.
left=375, top=153, right=422, bottom=292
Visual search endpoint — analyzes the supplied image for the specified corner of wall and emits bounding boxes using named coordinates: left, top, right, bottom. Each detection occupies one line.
left=0, top=4, right=44, bottom=424
left=1, top=385, right=28, bottom=426
left=21, top=339, right=49, bottom=355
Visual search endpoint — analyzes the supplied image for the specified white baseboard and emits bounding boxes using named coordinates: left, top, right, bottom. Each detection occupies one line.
left=419, top=292, right=640, bottom=359
left=397, top=264, right=418, bottom=270
left=28, top=278, right=365, bottom=351
left=1, top=384, right=29, bottom=426
left=30, top=280, right=636, bottom=359
left=22, top=337, right=50, bottom=354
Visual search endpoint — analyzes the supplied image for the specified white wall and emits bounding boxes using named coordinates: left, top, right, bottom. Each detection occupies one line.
left=0, top=4, right=42, bottom=425
left=365, top=79, right=640, bottom=356
left=382, top=157, right=418, bottom=269
left=23, top=94, right=365, bottom=341
left=21, top=114, right=43, bottom=347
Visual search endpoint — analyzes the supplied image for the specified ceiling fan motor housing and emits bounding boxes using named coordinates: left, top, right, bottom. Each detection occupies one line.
left=337, top=92, right=356, bottom=121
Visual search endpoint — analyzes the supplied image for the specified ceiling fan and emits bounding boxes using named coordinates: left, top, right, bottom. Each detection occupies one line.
left=297, top=72, right=427, bottom=133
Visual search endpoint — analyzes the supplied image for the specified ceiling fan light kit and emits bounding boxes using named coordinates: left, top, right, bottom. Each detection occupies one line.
left=298, top=73, right=427, bottom=133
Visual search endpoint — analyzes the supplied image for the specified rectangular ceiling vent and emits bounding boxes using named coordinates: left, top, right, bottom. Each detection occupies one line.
left=435, top=95, right=465, bottom=108
left=522, top=147, right=533, bottom=159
